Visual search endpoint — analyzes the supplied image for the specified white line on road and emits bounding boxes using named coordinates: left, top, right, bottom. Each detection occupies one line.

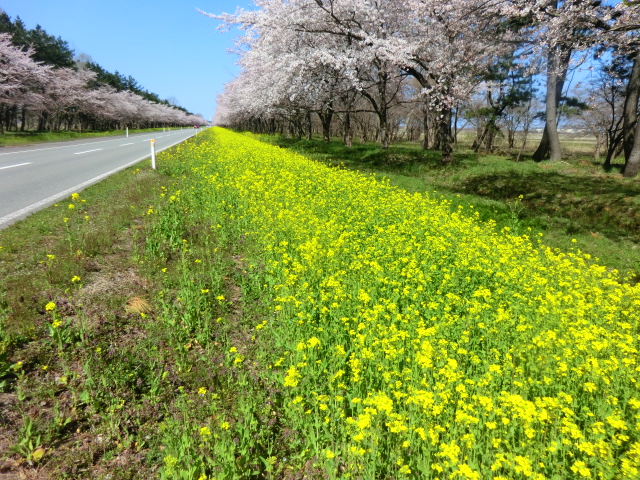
left=0, top=162, right=31, bottom=171
left=0, top=130, right=188, bottom=156
left=120, top=143, right=134, bottom=146
left=0, top=131, right=197, bottom=229
left=74, top=148, right=102, bottom=155
left=0, top=138, right=126, bottom=156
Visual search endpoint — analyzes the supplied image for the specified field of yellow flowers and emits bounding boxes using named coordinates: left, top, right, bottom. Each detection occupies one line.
left=152, top=127, right=640, bottom=479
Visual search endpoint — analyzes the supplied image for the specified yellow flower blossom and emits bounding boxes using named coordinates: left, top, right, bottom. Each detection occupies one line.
left=284, top=365, right=301, bottom=387
left=148, top=127, right=640, bottom=480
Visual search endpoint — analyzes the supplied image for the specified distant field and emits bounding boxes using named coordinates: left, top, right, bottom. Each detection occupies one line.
left=453, top=130, right=602, bottom=157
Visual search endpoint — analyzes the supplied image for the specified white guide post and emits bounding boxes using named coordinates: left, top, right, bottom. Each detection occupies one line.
left=126, top=127, right=129, bottom=138
left=150, top=139, right=156, bottom=170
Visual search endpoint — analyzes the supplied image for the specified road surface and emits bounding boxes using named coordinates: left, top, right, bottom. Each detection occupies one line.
left=0, top=129, right=199, bottom=229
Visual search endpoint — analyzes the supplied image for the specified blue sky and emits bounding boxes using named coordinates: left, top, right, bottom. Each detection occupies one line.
left=1, top=1, right=255, bottom=121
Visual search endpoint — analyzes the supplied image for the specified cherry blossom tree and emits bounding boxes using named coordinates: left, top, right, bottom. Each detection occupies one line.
left=395, top=0, right=515, bottom=160
left=208, top=0, right=514, bottom=159
left=208, top=0, right=404, bottom=148
left=39, top=67, right=97, bottom=131
left=1, top=23, right=203, bottom=134
left=0, top=33, right=49, bottom=133
left=209, top=0, right=640, bottom=168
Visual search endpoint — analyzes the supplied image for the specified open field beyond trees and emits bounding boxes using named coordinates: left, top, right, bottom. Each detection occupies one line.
left=1, top=128, right=639, bottom=479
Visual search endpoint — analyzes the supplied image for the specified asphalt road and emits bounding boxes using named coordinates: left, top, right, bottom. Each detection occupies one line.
left=0, top=129, right=199, bottom=230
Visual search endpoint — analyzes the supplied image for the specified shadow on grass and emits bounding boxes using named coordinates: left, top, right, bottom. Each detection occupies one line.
left=456, top=170, right=640, bottom=242
left=268, top=136, right=479, bottom=172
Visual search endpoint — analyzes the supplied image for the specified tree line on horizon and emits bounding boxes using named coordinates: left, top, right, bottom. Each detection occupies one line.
left=208, top=0, right=640, bottom=177
left=0, top=10, right=206, bottom=134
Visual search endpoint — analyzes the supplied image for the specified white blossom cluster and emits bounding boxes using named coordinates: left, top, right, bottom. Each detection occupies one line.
left=206, top=0, right=637, bottom=135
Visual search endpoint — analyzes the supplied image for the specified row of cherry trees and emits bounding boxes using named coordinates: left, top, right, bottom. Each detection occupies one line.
left=207, top=0, right=640, bottom=176
left=0, top=33, right=206, bottom=134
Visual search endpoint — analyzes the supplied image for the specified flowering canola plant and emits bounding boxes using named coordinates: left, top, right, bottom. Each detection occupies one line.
left=164, top=128, right=640, bottom=479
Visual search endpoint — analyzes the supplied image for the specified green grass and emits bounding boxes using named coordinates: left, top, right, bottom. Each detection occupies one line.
left=0, top=146, right=194, bottom=477
left=0, top=133, right=282, bottom=479
left=258, top=134, right=640, bottom=282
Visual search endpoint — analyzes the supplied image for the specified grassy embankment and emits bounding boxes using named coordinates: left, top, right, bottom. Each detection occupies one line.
left=0, top=127, right=188, bottom=147
left=0, top=128, right=639, bottom=479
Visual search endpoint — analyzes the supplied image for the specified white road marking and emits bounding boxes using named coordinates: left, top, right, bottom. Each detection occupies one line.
left=120, top=143, right=134, bottom=146
left=74, top=148, right=102, bottom=155
left=0, top=137, right=128, bottom=155
left=0, top=131, right=191, bottom=156
left=0, top=162, right=31, bottom=171
left=0, top=131, right=198, bottom=229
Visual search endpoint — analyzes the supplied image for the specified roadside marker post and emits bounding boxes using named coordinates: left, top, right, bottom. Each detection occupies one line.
left=126, top=127, right=129, bottom=138
left=150, top=139, right=156, bottom=170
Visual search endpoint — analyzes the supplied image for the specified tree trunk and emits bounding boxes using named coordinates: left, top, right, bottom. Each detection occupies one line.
left=293, top=114, right=302, bottom=139
left=20, top=106, right=27, bottom=132
left=341, top=93, right=356, bottom=148
left=361, top=124, right=369, bottom=143
left=380, top=113, right=389, bottom=149
left=473, top=117, right=499, bottom=152
left=318, top=105, right=334, bottom=143
left=533, top=125, right=550, bottom=161
left=516, top=124, right=530, bottom=162
left=38, top=111, right=48, bottom=132
left=439, top=107, right=453, bottom=163
left=486, top=126, right=497, bottom=151
left=10, top=105, right=18, bottom=131
left=623, top=49, right=640, bottom=162
left=533, top=45, right=571, bottom=162
left=377, top=71, right=390, bottom=150
left=623, top=116, right=640, bottom=177
left=508, top=129, right=516, bottom=149
left=422, top=105, right=430, bottom=150
left=4, top=106, right=11, bottom=132
left=306, top=110, right=312, bottom=140
left=594, top=135, right=602, bottom=161
left=343, top=111, right=353, bottom=147
left=604, top=132, right=621, bottom=170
